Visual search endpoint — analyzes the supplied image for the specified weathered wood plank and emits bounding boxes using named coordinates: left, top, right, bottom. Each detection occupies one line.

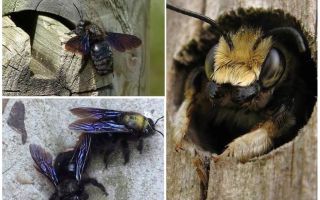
left=166, top=1, right=206, bottom=199
left=3, top=0, right=149, bottom=96
left=2, top=16, right=31, bottom=96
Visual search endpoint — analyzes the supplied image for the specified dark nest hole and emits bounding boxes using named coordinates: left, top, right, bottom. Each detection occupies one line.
left=172, top=8, right=317, bottom=154
left=7, top=10, right=75, bottom=45
left=6, top=11, right=76, bottom=75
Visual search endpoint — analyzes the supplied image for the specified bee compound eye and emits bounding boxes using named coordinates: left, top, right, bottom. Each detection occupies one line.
left=260, top=48, right=285, bottom=88
left=205, top=45, right=218, bottom=80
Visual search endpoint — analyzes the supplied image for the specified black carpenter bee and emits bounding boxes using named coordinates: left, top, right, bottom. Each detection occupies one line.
left=68, top=107, right=163, bottom=166
left=167, top=4, right=316, bottom=162
left=64, top=4, right=142, bottom=75
left=29, top=134, right=108, bottom=200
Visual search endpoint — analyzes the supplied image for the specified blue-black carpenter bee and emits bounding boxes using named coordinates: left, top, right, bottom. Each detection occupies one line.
left=29, top=134, right=107, bottom=200
left=64, top=5, right=142, bottom=75
left=68, top=107, right=163, bottom=166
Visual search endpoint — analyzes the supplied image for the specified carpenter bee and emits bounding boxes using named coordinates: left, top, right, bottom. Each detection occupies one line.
left=167, top=4, right=316, bottom=162
left=64, top=4, right=142, bottom=75
left=29, top=134, right=108, bottom=200
left=68, top=107, right=163, bottom=166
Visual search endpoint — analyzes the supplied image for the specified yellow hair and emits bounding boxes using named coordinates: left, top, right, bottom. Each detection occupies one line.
left=212, top=28, right=272, bottom=86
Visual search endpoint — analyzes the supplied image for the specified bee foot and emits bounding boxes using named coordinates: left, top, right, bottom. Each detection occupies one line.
left=220, top=128, right=273, bottom=162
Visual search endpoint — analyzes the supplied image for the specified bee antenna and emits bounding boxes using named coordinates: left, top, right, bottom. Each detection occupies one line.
left=264, top=27, right=306, bottom=53
left=166, top=3, right=234, bottom=49
left=154, top=116, right=164, bottom=125
left=154, top=129, right=164, bottom=137
left=73, top=3, right=83, bottom=20
left=147, top=116, right=164, bottom=137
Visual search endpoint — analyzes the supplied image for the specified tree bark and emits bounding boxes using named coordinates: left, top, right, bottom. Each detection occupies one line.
left=3, top=0, right=149, bottom=96
left=166, top=0, right=316, bottom=199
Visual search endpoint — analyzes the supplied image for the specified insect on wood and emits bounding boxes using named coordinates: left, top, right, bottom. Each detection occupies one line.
left=64, top=4, right=142, bottom=75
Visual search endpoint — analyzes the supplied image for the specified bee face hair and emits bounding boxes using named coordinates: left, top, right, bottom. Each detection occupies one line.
left=211, top=29, right=272, bottom=87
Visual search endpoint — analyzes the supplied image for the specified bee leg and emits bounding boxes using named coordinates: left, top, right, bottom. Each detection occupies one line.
left=219, top=105, right=295, bottom=162
left=137, top=139, right=143, bottom=153
left=219, top=127, right=273, bottom=162
left=120, top=140, right=130, bottom=164
left=103, top=142, right=117, bottom=168
left=82, top=177, right=108, bottom=196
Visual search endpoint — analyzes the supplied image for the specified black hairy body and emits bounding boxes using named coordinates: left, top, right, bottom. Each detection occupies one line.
left=88, top=133, right=144, bottom=167
left=68, top=107, right=163, bottom=166
left=64, top=5, right=141, bottom=75
left=186, top=64, right=314, bottom=154
left=29, top=135, right=107, bottom=200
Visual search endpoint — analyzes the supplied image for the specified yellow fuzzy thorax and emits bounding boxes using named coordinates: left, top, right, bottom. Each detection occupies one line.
left=123, top=114, right=146, bottom=130
left=212, top=29, right=272, bottom=86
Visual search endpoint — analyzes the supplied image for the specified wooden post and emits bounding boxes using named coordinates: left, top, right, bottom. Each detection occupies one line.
left=167, top=0, right=316, bottom=199
left=3, top=0, right=149, bottom=96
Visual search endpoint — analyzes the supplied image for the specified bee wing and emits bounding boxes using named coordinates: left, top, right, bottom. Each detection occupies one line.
left=69, top=118, right=131, bottom=134
left=70, top=107, right=122, bottom=120
left=105, top=32, right=142, bottom=52
left=29, top=144, right=59, bottom=186
left=73, top=134, right=91, bottom=181
left=65, top=35, right=90, bottom=55
left=65, top=36, right=85, bottom=54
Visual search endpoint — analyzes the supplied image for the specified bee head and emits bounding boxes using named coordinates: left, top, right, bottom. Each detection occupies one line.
left=205, top=27, right=306, bottom=108
left=143, top=117, right=164, bottom=137
left=145, top=118, right=155, bottom=134
left=167, top=3, right=306, bottom=108
left=77, top=20, right=91, bottom=30
left=73, top=2, right=92, bottom=31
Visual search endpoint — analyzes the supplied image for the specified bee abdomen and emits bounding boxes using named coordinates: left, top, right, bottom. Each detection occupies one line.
left=91, top=41, right=113, bottom=75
